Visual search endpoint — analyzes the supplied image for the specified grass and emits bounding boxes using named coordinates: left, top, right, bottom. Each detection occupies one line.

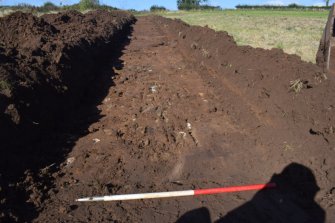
left=0, top=79, right=12, bottom=91
left=0, top=9, right=16, bottom=17
left=289, top=79, right=304, bottom=93
left=155, top=10, right=329, bottom=63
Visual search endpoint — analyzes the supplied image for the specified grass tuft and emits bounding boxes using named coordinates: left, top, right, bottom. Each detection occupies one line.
left=0, top=79, right=12, bottom=92
left=289, top=79, right=304, bottom=93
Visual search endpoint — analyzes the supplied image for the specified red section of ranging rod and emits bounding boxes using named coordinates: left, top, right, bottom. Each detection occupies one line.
left=194, top=183, right=276, bottom=196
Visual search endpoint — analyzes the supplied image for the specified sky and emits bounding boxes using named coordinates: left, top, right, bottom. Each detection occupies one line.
left=0, top=0, right=331, bottom=10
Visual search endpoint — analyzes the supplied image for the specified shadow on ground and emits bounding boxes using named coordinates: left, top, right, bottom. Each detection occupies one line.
left=176, top=163, right=325, bottom=223
left=0, top=26, right=134, bottom=222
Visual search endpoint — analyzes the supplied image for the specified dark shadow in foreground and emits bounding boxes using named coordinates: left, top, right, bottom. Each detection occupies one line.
left=176, top=163, right=325, bottom=223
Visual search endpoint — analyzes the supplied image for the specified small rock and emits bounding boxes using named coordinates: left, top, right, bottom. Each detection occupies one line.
left=66, top=157, right=75, bottom=165
left=93, top=138, right=100, bottom=143
left=179, top=131, right=187, bottom=138
left=103, top=97, right=111, bottom=103
left=187, top=123, right=192, bottom=130
left=149, top=85, right=157, bottom=93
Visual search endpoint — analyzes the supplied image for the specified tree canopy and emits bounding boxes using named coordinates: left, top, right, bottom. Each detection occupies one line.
left=177, top=0, right=208, bottom=10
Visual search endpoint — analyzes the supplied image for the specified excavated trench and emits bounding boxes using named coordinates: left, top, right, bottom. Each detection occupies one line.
left=1, top=12, right=335, bottom=223
left=0, top=10, right=135, bottom=222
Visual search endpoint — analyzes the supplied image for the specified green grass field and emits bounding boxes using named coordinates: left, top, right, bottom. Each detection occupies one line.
left=157, top=10, right=329, bottom=63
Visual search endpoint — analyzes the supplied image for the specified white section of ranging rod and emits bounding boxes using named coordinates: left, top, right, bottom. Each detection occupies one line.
left=76, top=190, right=195, bottom=202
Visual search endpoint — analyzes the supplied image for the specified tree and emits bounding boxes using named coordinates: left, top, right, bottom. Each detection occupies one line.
left=177, top=0, right=208, bottom=10
left=42, top=2, right=59, bottom=11
left=150, top=5, right=167, bottom=11
left=79, top=0, right=100, bottom=11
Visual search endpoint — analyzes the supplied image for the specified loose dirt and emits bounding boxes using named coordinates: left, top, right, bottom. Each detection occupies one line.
left=1, top=14, right=335, bottom=222
left=0, top=10, right=135, bottom=222
left=0, top=10, right=135, bottom=145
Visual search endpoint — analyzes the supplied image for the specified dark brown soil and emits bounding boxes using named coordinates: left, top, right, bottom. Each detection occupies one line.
left=1, top=14, right=335, bottom=222
left=0, top=10, right=135, bottom=145
left=0, top=10, right=135, bottom=222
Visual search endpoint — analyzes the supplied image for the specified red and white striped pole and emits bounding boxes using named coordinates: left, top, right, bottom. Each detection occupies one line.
left=76, top=183, right=276, bottom=202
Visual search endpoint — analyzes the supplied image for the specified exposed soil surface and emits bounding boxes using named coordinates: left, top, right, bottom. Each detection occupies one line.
left=0, top=10, right=135, bottom=145
left=1, top=14, right=335, bottom=222
left=0, top=10, right=135, bottom=222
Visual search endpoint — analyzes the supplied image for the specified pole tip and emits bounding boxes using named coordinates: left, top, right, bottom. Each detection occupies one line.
left=76, top=197, right=98, bottom=202
left=76, top=198, right=89, bottom=202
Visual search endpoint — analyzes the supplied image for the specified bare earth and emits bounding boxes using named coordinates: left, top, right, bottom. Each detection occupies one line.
left=1, top=13, right=335, bottom=222
left=33, top=16, right=335, bottom=222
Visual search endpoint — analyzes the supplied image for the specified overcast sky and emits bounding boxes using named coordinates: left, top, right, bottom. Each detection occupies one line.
left=0, top=0, right=331, bottom=10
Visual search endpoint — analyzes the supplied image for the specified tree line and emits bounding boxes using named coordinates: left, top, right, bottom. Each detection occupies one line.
left=236, top=4, right=331, bottom=10
left=0, top=0, right=117, bottom=12
left=2, top=0, right=331, bottom=12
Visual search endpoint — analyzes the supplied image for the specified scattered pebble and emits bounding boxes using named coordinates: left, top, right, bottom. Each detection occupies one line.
left=187, top=123, right=192, bottom=130
left=171, top=180, right=183, bottom=185
left=103, top=97, right=111, bottom=103
left=93, top=138, right=101, bottom=143
left=178, top=131, right=187, bottom=138
left=149, top=85, right=157, bottom=93
left=66, top=157, right=75, bottom=165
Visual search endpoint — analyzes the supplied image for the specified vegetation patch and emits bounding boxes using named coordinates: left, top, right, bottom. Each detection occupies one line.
left=0, top=79, right=11, bottom=91
left=0, top=0, right=118, bottom=16
left=150, top=5, right=167, bottom=12
left=160, top=10, right=328, bottom=63
left=289, top=79, right=304, bottom=93
left=177, top=0, right=221, bottom=10
left=236, top=4, right=331, bottom=10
